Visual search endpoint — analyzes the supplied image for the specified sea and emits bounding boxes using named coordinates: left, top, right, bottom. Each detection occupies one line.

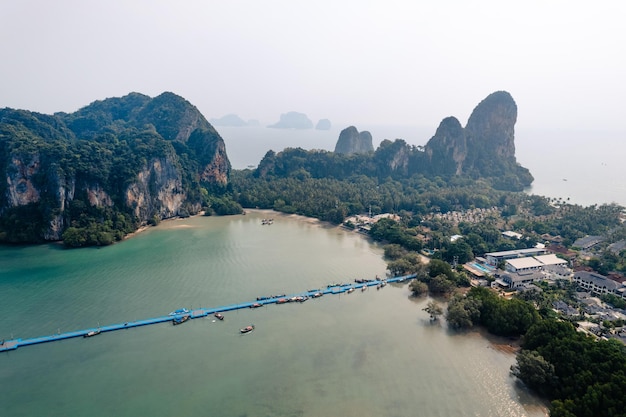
left=0, top=212, right=547, bottom=417
left=220, top=125, right=626, bottom=208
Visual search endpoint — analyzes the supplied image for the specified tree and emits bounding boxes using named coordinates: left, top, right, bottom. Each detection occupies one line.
left=510, top=350, right=556, bottom=396
left=409, top=280, right=428, bottom=296
left=446, top=294, right=482, bottom=329
left=428, top=274, right=455, bottom=295
left=423, top=300, right=444, bottom=320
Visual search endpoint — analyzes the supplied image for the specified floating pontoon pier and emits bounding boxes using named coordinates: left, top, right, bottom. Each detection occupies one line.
left=0, top=274, right=415, bottom=353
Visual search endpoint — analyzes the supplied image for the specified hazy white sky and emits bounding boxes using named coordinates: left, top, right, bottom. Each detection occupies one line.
left=1, top=0, right=624, bottom=131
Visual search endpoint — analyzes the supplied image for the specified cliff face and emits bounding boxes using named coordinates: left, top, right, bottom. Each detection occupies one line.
left=125, top=156, right=187, bottom=221
left=424, top=117, right=466, bottom=176
left=422, top=91, right=532, bottom=188
left=334, top=126, right=374, bottom=155
left=465, top=91, right=517, bottom=160
left=254, top=91, right=532, bottom=191
left=0, top=92, right=230, bottom=243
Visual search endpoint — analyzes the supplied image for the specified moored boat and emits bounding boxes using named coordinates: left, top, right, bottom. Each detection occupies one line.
left=240, top=324, right=255, bottom=334
left=84, top=329, right=101, bottom=338
left=214, top=312, right=224, bottom=320
left=250, top=303, right=262, bottom=308
left=172, top=314, right=190, bottom=325
left=169, top=308, right=189, bottom=316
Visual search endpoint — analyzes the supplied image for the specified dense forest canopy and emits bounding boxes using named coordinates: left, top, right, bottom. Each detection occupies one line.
left=0, top=92, right=232, bottom=246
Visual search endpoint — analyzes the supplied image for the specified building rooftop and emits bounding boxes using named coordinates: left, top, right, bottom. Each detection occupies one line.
left=608, top=240, right=626, bottom=254
left=486, top=248, right=547, bottom=258
left=507, top=257, right=544, bottom=270
left=535, top=254, right=568, bottom=266
left=502, top=231, right=522, bottom=239
left=501, top=270, right=544, bottom=283
left=573, top=235, right=604, bottom=250
left=574, top=271, right=621, bottom=292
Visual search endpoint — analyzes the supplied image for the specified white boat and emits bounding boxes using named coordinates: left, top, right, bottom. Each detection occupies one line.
left=240, top=324, right=255, bottom=334
left=84, top=329, right=101, bottom=338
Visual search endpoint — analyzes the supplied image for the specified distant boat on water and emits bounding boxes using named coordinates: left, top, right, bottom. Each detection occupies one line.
left=84, top=329, right=101, bottom=338
left=240, top=324, right=255, bottom=334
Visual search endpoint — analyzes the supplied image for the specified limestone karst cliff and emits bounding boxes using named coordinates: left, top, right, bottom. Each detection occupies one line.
left=0, top=92, right=230, bottom=244
left=423, top=91, right=532, bottom=188
left=256, top=91, right=532, bottom=191
left=334, top=126, right=374, bottom=155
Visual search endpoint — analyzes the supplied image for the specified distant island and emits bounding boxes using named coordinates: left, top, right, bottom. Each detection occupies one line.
left=210, top=114, right=259, bottom=127
left=268, top=111, right=314, bottom=129
left=315, top=119, right=331, bottom=130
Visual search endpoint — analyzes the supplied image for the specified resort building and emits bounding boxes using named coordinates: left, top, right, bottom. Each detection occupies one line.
left=496, top=270, right=544, bottom=289
left=485, top=248, right=548, bottom=266
left=572, top=235, right=604, bottom=250
left=502, top=230, right=522, bottom=240
left=573, top=271, right=626, bottom=298
left=494, top=254, right=572, bottom=289
left=505, top=257, right=543, bottom=273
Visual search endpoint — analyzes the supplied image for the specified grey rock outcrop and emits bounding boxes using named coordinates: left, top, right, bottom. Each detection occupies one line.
left=423, top=91, right=529, bottom=186
left=210, top=114, right=248, bottom=127
left=268, top=112, right=313, bottom=129
left=334, top=126, right=374, bottom=155
left=315, top=119, right=331, bottom=130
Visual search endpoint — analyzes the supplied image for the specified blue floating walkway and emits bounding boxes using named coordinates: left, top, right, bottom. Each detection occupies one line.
left=0, top=274, right=415, bottom=353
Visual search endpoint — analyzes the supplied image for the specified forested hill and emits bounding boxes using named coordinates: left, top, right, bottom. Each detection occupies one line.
left=0, top=92, right=230, bottom=246
left=256, top=91, right=533, bottom=191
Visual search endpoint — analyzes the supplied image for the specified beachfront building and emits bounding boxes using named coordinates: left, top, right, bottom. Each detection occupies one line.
left=343, top=213, right=400, bottom=234
left=485, top=248, right=548, bottom=266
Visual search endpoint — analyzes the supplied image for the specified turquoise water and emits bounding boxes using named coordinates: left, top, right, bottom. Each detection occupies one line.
left=470, top=262, right=494, bottom=274
left=0, top=211, right=547, bottom=416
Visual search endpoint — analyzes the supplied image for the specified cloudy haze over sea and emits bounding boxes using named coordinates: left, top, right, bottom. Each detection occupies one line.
left=2, top=1, right=624, bottom=206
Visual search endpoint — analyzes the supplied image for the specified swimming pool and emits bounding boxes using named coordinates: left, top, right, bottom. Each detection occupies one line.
left=469, top=262, right=494, bottom=274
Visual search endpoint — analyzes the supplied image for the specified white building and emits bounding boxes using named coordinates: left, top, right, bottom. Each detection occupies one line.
left=505, top=257, right=544, bottom=273
left=485, top=248, right=548, bottom=266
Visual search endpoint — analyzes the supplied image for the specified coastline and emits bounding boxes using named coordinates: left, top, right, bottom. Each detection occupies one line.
left=122, top=211, right=208, bottom=240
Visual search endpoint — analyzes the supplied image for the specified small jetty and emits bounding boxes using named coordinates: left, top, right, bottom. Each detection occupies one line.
left=0, top=274, right=415, bottom=353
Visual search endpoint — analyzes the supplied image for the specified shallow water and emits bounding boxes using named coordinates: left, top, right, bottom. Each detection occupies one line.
left=0, top=211, right=547, bottom=416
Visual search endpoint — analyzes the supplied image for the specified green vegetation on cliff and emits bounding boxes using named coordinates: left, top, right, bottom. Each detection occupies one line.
left=0, top=92, right=232, bottom=246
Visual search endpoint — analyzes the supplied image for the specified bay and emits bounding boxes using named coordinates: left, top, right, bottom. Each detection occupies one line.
left=0, top=211, right=546, bottom=417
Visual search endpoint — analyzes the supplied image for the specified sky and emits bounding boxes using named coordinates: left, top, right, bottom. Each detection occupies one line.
left=1, top=0, right=625, bottom=132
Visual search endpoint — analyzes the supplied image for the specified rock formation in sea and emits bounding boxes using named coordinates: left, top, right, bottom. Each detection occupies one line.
left=0, top=92, right=230, bottom=243
left=210, top=114, right=249, bottom=127
left=334, top=126, right=374, bottom=155
left=268, top=111, right=314, bottom=129
left=315, top=119, right=331, bottom=130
